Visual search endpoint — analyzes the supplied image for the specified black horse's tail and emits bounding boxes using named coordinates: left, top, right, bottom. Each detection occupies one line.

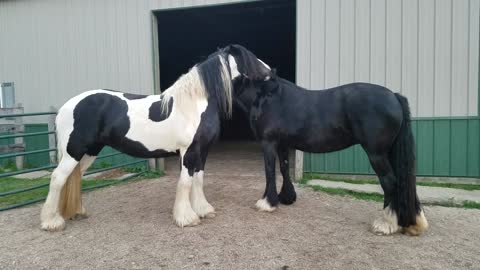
left=389, top=93, right=424, bottom=231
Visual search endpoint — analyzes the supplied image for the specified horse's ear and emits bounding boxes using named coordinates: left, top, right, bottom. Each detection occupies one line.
left=224, top=44, right=240, bottom=55
left=270, top=68, right=277, bottom=78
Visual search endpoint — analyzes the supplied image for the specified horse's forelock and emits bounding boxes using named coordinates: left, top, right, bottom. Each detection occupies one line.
left=227, top=45, right=272, bottom=81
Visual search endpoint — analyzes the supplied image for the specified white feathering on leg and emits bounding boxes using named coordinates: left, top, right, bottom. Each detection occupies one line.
left=190, top=171, right=215, bottom=218
left=255, top=197, right=276, bottom=212
left=372, top=206, right=400, bottom=235
left=173, top=165, right=200, bottom=227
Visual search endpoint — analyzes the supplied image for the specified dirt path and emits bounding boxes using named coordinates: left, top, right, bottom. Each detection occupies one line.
left=1, top=143, right=479, bottom=269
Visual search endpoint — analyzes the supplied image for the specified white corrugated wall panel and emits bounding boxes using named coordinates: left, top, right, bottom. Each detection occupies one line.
left=451, top=0, right=470, bottom=116
left=385, top=0, right=402, bottom=96
left=469, top=0, right=480, bottom=116
left=434, top=0, right=452, bottom=116
left=354, top=0, right=371, bottom=84
left=325, top=0, right=340, bottom=88
left=401, top=0, right=419, bottom=116
left=339, top=0, right=355, bottom=86
left=0, top=0, right=248, bottom=114
left=369, top=0, right=386, bottom=86
left=309, top=0, right=323, bottom=89
left=417, top=0, right=435, bottom=117
left=2, top=0, right=477, bottom=117
left=298, top=0, right=479, bottom=117
left=296, top=0, right=311, bottom=88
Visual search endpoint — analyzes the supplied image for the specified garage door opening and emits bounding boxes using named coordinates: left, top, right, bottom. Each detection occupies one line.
left=154, top=0, right=296, bottom=141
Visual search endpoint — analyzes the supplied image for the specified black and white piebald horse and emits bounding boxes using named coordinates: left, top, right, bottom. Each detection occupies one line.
left=225, top=44, right=428, bottom=236
left=40, top=45, right=271, bottom=231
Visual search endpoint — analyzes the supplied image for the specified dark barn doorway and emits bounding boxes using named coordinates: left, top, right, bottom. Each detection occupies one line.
left=155, top=0, right=296, bottom=141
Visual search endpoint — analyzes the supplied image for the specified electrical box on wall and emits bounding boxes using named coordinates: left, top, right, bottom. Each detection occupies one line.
left=0, top=82, right=15, bottom=108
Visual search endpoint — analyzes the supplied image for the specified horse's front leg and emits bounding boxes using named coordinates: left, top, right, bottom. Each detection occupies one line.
left=256, top=140, right=279, bottom=212
left=190, top=149, right=215, bottom=218
left=173, top=153, right=200, bottom=227
left=191, top=170, right=216, bottom=218
left=277, top=145, right=296, bottom=205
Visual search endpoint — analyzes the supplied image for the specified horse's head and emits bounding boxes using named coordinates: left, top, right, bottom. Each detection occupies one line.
left=217, top=45, right=275, bottom=110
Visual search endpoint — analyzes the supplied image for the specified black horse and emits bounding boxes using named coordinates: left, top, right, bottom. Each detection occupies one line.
left=224, top=44, right=428, bottom=236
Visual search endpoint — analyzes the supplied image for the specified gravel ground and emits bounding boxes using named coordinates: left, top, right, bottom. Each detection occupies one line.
left=1, top=143, right=479, bottom=270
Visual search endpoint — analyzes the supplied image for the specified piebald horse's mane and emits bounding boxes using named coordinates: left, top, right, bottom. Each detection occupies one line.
left=160, top=54, right=233, bottom=119
left=159, top=44, right=272, bottom=119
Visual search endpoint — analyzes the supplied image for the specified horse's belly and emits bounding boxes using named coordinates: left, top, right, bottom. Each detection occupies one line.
left=293, top=129, right=355, bottom=153
left=123, top=117, right=193, bottom=152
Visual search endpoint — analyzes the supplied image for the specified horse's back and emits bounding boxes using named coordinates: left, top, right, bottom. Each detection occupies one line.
left=341, top=83, right=403, bottom=150
left=277, top=82, right=403, bottom=153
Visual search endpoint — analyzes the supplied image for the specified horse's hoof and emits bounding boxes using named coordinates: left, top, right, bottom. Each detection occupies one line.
left=174, top=210, right=201, bottom=228
left=372, top=220, right=399, bottom=235
left=41, top=215, right=66, bottom=232
left=371, top=207, right=400, bottom=235
left=402, top=211, right=428, bottom=236
left=176, top=217, right=200, bottom=227
left=71, top=206, right=88, bottom=220
left=193, top=203, right=216, bottom=219
left=255, top=198, right=277, bottom=212
left=204, top=212, right=216, bottom=219
left=72, top=213, right=88, bottom=220
left=278, top=191, right=296, bottom=205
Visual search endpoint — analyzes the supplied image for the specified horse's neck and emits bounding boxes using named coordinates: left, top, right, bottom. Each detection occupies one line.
left=278, top=77, right=306, bottom=91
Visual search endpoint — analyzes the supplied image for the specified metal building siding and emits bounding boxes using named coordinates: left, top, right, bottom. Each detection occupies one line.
left=297, top=0, right=479, bottom=117
left=0, top=0, right=249, bottom=114
left=298, top=0, right=480, bottom=178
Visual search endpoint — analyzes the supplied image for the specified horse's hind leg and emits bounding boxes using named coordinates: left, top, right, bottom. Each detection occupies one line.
left=277, top=145, right=296, bottom=205
left=41, top=154, right=79, bottom=231
left=366, top=152, right=400, bottom=235
left=190, top=149, right=215, bottom=219
left=256, top=140, right=279, bottom=212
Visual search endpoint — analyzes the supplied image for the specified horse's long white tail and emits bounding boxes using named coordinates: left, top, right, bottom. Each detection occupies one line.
left=58, top=163, right=82, bottom=219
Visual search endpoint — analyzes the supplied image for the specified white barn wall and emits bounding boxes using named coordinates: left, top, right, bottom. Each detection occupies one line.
left=0, top=0, right=250, bottom=115
left=1, top=0, right=478, bottom=117
left=297, top=0, right=479, bottom=117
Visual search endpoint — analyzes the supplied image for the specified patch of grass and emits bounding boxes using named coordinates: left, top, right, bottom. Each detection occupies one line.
left=303, top=173, right=480, bottom=191
left=310, top=185, right=384, bottom=202
left=298, top=177, right=309, bottom=185
left=0, top=160, right=18, bottom=173
left=303, top=173, right=378, bottom=185
left=0, top=176, right=50, bottom=193
left=90, top=161, right=113, bottom=170
left=124, top=166, right=164, bottom=179
left=141, top=170, right=164, bottom=178
left=462, top=201, right=480, bottom=209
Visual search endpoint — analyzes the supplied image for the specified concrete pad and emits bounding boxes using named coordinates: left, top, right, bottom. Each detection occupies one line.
left=308, top=179, right=480, bottom=204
